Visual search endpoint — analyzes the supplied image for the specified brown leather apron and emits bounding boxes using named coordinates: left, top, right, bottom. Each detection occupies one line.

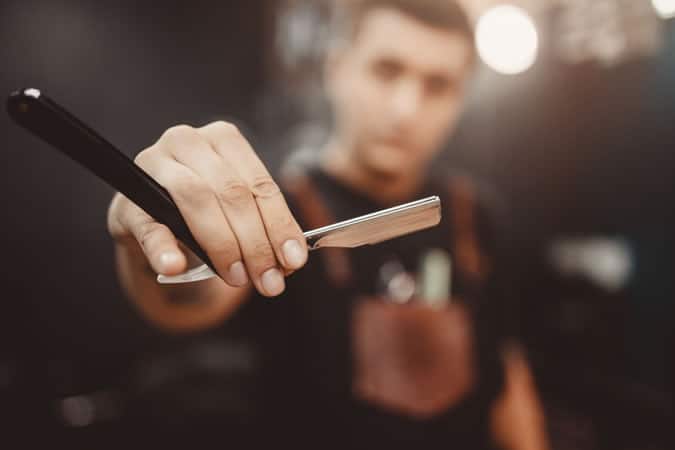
left=282, top=172, right=491, bottom=418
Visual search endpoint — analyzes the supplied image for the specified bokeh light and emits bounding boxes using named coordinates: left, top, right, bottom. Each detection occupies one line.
left=652, top=0, right=675, bottom=19
left=475, top=5, right=539, bottom=75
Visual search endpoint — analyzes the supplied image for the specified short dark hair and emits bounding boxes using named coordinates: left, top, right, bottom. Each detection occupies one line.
left=331, top=0, right=475, bottom=48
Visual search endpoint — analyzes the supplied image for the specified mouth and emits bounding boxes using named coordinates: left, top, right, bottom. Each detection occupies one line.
left=376, top=136, right=410, bottom=151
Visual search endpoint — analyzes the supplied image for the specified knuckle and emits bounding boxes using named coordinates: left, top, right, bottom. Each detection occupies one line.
left=250, top=176, right=280, bottom=199
left=249, top=240, right=277, bottom=267
left=217, top=180, right=252, bottom=208
left=107, top=211, right=124, bottom=238
left=107, top=194, right=125, bottom=224
left=172, top=173, right=202, bottom=192
left=136, top=221, right=165, bottom=249
left=212, top=121, right=241, bottom=138
left=270, top=214, right=297, bottom=238
left=134, top=148, right=154, bottom=166
left=107, top=192, right=124, bottom=215
left=170, top=173, right=213, bottom=204
left=108, top=195, right=138, bottom=241
left=208, top=239, right=240, bottom=262
left=162, top=124, right=195, bottom=142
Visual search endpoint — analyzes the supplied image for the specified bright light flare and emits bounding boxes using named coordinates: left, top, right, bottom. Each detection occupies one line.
left=652, top=0, right=675, bottom=19
left=475, top=5, right=539, bottom=75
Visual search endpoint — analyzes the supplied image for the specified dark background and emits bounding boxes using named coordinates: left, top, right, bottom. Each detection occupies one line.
left=1, top=0, right=673, bottom=448
left=0, top=0, right=276, bottom=443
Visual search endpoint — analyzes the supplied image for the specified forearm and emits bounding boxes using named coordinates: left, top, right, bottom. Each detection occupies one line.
left=115, top=242, right=251, bottom=333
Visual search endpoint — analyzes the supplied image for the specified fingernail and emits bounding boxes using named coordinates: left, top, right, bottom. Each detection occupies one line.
left=227, top=261, right=249, bottom=287
left=282, top=240, right=306, bottom=269
left=159, top=251, right=181, bottom=271
left=261, top=268, right=285, bottom=297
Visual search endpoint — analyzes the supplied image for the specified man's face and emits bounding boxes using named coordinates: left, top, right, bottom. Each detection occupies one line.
left=327, top=8, right=474, bottom=177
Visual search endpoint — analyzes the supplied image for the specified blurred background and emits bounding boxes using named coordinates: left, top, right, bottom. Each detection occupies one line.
left=1, top=0, right=673, bottom=448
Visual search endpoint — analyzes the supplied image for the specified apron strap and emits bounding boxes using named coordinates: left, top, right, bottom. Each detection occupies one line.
left=282, top=172, right=354, bottom=287
left=448, top=175, right=491, bottom=283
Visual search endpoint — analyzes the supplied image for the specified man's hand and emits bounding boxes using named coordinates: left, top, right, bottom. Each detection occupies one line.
left=107, top=122, right=308, bottom=298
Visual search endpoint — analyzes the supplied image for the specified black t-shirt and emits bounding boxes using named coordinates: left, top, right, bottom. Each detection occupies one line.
left=237, top=167, right=506, bottom=449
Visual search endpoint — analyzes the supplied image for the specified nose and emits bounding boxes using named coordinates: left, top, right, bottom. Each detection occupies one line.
left=389, top=79, right=423, bottom=126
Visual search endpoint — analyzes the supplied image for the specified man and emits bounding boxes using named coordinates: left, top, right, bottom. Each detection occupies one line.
left=107, top=1, right=548, bottom=448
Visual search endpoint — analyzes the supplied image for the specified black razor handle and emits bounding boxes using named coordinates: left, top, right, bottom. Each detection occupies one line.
left=6, top=88, right=217, bottom=274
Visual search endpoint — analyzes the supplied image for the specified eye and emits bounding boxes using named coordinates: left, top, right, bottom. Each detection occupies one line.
left=372, top=59, right=404, bottom=82
left=425, top=75, right=454, bottom=96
